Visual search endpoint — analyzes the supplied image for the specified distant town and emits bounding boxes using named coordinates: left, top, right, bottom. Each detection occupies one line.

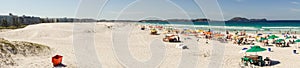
left=1, top=13, right=300, bottom=28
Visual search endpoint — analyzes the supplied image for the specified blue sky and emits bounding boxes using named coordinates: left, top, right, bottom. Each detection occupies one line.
left=0, top=0, right=300, bottom=20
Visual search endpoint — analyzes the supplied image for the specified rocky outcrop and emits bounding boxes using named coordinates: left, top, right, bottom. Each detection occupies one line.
left=228, top=17, right=250, bottom=22
left=228, top=17, right=267, bottom=22
left=0, top=38, right=51, bottom=66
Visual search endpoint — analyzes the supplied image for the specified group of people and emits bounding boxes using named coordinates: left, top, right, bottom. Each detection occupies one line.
left=242, top=56, right=272, bottom=67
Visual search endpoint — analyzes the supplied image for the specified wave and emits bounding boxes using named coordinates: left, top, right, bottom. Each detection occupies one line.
left=141, top=23, right=259, bottom=30
left=139, top=23, right=300, bottom=31
left=262, top=27, right=300, bottom=29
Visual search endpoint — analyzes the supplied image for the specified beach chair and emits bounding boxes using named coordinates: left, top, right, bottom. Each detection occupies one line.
left=241, top=56, right=254, bottom=66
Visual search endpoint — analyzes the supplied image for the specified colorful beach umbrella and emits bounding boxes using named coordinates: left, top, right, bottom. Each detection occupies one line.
left=246, top=46, right=266, bottom=52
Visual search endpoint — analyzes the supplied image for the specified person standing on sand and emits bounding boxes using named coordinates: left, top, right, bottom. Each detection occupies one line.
left=226, top=30, right=229, bottom=35
left=206, top=39, right=209, bottom=44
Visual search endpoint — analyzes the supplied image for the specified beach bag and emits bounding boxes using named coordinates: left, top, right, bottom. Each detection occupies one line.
left=52, top=55, right=63, bottom=66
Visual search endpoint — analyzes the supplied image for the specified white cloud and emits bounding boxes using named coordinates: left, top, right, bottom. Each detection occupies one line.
left=291, top=2, right=300, bottom=5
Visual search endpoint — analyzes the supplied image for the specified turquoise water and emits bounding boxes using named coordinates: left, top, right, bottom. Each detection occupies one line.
left=139, top=21, right=300, bottom=31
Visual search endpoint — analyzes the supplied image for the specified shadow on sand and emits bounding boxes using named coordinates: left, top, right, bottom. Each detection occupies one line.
left=269, top=60, right=280, bottom=66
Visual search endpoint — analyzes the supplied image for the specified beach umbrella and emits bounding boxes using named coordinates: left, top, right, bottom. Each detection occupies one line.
left=261, top=37, right=267, bottom=40
left=246, top=46, right=267, bottom=55
left=268, top=35, right=279, bottom=39
left=277, top=39, right=284, bottom=41
left=276, top=39, right=284, bottom=43
left=259, top=37, right=267, bottom=42
left=295, top=39, right=300, bottom=42
left=246, top=46, right=267, bottom=52
left=295, top=39, right=300, bottom=48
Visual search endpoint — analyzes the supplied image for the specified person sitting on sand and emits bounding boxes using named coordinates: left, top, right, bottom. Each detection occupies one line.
left=264, top=57, right=271, bottom=66
left=226, top=30, right=229, bottom=34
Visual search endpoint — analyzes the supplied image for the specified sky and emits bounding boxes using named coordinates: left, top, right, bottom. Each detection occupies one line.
left=0, top=0, right=300, bottom=20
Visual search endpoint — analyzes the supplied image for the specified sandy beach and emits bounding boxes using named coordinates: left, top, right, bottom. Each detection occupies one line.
left=1, top=22, right=300, bottom=68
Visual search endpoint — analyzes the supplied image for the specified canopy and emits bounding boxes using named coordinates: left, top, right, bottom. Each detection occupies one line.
left=296, top=39, right=300, bottom=42
left=268, top=35, right=279, bottom=39
left=246, top=46, right=266, bottom=52
left=276, top=39, right=284, bottom=43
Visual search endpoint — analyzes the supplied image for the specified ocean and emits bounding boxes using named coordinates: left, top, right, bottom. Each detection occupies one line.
left=139, top=21, right=300, bottom=34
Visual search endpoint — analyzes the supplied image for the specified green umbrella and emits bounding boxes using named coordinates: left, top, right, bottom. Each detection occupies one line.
left=276, top=39, right=284, bottom=43
left=296, top=39, right=300, bottom=42
left=268, top=35, right=279, bottom=39
left=278, top=39, right=284, bottom=41
left=246, top=46, right=267, bottom=52
left=296, top=39, right=300, bottom=49
left=259, top=37, right=267, bottom=42
left=261, top=37, right=267, bottom=40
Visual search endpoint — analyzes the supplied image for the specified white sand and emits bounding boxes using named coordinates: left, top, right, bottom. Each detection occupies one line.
left=0, top=22, right=300, bottom=68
